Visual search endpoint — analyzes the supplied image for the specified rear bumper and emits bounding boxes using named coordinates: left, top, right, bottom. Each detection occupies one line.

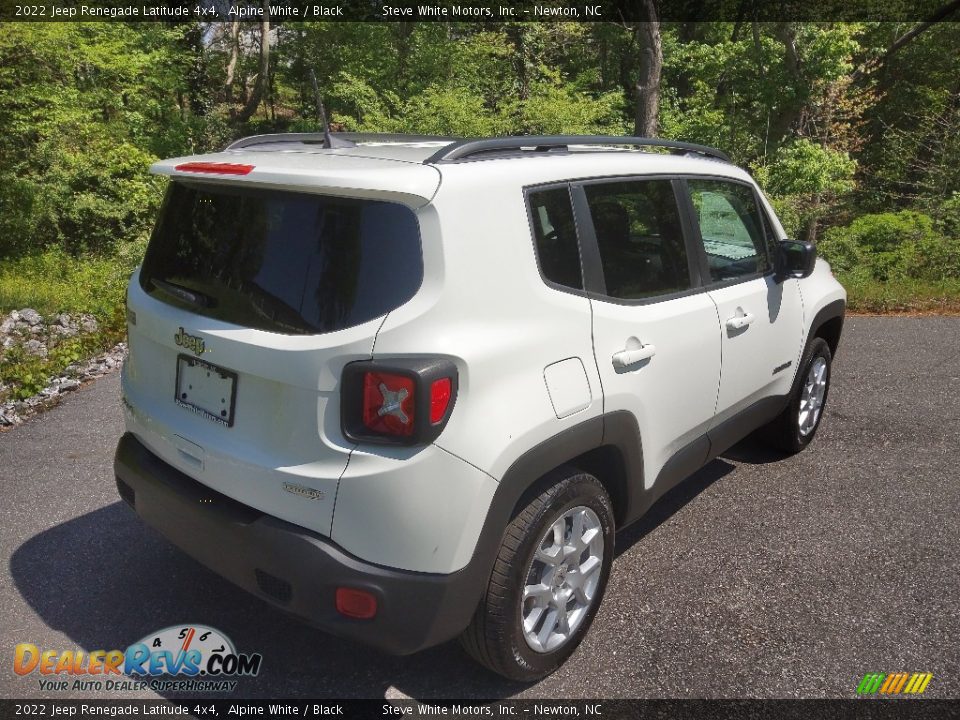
left=113, top=432, right=481, bottom=655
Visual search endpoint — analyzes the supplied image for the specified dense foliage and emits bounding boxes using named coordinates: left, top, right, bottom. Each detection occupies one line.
left=0, top=19, right=958, bottom=279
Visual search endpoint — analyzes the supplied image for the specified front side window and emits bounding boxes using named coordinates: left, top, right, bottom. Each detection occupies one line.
left=686, top=179, right=770, bottom=282
left=584, top=180, right=690, bottom=300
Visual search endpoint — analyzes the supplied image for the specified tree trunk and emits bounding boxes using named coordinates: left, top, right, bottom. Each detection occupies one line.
left=224, top=17, right=241, bottom=105
left=235, top=0, right=270, bottom=123
left=766, top=22, right=804, bottom=151
left=394, top=22, right=415, bottom=93
left=804, top=199, right=822, bottom=244
left=633, top=1, right=662, bottom=138
left=507, top=24, right=529, bottom=100
left=178, top=22, right=206, bottom=118
left=713, top=21, right=743, bottom=110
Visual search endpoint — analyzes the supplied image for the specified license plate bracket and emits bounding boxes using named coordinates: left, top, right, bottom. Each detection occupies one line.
left=174, top=354, right=238, bottom=427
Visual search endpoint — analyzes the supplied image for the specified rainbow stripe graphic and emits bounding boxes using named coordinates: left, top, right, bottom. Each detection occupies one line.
left=857, top=672, right=933, bottom=695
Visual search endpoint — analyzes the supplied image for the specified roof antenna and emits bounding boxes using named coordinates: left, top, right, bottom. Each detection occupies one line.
left=309, top=69, right=355, bottom=149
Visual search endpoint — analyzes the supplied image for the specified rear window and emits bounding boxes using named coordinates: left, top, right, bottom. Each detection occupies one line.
left=140, top=182, right=423, bottom=335
left=528, top=186, right=583, bottom=290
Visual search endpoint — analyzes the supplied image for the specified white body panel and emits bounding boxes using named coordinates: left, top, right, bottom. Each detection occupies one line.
left=331, top=445, right=497, bottom=573
left=372, top=184, right=602, bottom=484
left=123, top=270, right=374, bottom=537
left=589, top=294, right=721, bottom=488
left=797, top=258, right=848, bottom=360
left=707, top=276, right=805, bottom=422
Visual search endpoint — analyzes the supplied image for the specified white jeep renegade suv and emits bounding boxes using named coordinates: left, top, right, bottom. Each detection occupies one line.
left=115, top=134, right=846, bottom=680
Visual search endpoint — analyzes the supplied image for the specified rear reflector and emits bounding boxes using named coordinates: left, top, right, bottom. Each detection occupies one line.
left=336, top=587, right=377, bottom=619
left=174, top=162, right=254, bottom=176
left=362, top=371, right=416, bottom=437
left=429, top=377, right=452, bottom=424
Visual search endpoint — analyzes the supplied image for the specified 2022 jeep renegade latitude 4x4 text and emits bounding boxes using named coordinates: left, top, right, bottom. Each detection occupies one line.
left=115, top=134, right=845, bottom=680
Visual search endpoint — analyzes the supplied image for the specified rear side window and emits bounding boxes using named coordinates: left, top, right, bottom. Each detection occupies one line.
left=686, top=179, right=770, bottom=282
left=140, top=182, right=422, bottom=335
left=584, top=180, right=690, bottom=300
left=528, top=187, right=583, bottom=290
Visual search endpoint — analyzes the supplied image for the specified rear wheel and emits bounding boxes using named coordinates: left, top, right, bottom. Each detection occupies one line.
left=460, top=468, right=615, bottom=681
left=762, top=337, right=833, bottom=453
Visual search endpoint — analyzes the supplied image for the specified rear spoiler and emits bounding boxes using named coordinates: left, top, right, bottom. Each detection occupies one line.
left=150, top=152, right=442, bottom=208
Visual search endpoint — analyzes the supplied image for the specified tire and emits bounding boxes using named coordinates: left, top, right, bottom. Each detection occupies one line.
left=460, top=467, right=615, bottom=681
left=762, top=337, right=833, bottom=453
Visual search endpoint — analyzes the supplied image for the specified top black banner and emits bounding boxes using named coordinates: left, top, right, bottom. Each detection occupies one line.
left=1, top=0, right=959, bottom=23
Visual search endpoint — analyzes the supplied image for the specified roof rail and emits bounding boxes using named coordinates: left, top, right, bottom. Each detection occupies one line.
left=225, top=132, right=455, bottom=151
left=335, top=132, right=456, bottom=144
left=423, top=135, right=731, bottom=164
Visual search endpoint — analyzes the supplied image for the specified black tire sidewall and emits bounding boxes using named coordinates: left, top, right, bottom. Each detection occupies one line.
left=503, top=474, right=615, bottom=679
left=788, top=338, right=833, bottom=450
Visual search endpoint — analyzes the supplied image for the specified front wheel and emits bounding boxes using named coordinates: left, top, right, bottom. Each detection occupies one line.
left=762, top=337, right=833, bottom=453
left=460, top=468, right=615, bottom=681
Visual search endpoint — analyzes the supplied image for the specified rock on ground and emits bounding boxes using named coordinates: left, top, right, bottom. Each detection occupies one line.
left=0, top=308, right=126, bottom=429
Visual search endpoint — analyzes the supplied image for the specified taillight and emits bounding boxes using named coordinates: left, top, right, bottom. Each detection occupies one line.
left=362, top=371, right=415, bottom=436
left=342, top=359, right=458, bottom=445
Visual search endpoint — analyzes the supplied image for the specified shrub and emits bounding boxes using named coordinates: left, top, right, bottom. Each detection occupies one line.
left=903, top=229, right=960, bottom=280
left=936, top=192, right=960, bottom=239
left=819, top=210, right=959, bottom=282
left=816, top=230, right=866, bottom=277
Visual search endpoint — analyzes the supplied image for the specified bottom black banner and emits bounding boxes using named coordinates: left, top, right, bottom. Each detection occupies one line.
left=1, top=699, right=957, bottom=720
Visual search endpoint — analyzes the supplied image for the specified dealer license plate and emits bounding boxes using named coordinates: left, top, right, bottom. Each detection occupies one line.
left=174, top=354, right=237, bottom=427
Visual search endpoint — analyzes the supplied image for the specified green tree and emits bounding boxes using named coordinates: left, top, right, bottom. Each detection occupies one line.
left=0, top=23, right=196, bottom=257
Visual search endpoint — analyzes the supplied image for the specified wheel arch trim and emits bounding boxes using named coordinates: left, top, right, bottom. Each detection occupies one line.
left=458, top=411, right=643, bottom=612
left=795, top=298, right=845, bottom=395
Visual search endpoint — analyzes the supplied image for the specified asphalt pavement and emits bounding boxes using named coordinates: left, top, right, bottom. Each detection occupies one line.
left=1, top=316, right=958, bottom=700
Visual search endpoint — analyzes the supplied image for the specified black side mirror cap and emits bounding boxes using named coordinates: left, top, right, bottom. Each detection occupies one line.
left=775, top=239, right=816, bottom=281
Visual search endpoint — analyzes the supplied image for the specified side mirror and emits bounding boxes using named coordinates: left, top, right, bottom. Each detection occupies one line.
left=775, top=239, right=816, bottom=281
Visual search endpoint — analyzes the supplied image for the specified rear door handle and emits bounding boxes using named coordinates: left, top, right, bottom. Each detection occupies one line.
left=726, top=312, right=755, bottom=330
left=612, top=344, right=656, bottom=369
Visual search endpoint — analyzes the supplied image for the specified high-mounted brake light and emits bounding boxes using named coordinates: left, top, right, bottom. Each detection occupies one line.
left=342, top=359, right=458, bottom=446
left=174, top=162, right=255, bottom=176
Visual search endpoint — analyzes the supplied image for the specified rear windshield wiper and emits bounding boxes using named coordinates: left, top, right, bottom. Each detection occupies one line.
left=150, top=278, right=215, bottom=308
left=240, top=279, right=316, bottom=333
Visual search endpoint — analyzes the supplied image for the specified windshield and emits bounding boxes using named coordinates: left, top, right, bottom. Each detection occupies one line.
left=140, top=181, right=423, bottom=335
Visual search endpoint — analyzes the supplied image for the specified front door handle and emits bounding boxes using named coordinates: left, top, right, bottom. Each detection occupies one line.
left=612, top=344, right=656, bottom=369
left=726, top=311, right=755, bottom=330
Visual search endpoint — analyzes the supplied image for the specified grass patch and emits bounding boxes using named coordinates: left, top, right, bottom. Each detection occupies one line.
left=839, top=275, right=960, bottom=314
left=0, top=240, right=145, bottom=402
left=0, top=240, right=145, bottom=319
